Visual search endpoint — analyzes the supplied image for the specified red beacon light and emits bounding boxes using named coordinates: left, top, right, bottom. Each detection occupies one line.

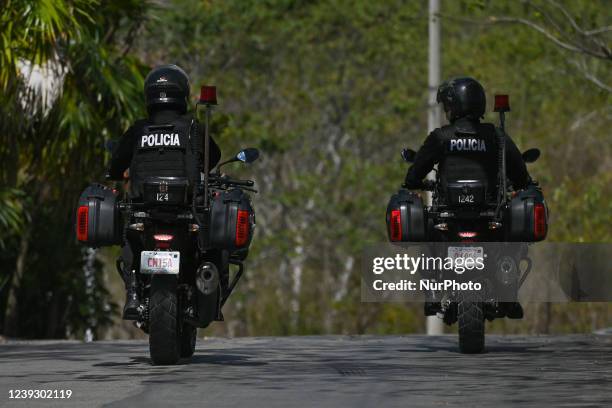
left=199, top=85, right=217, bottom=105
left=494, top=94, right=510, bottom=113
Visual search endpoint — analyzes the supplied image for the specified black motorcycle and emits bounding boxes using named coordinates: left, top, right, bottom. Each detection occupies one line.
left=77, top=147, right=259, bottom=365
left=387, top=144, right=547, bottom=353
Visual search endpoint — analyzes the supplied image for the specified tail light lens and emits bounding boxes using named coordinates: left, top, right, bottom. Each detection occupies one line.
left=534, top=203, right=547, bottom=240
left=458, top=231, right=477, bottom=238
left=389, top=209, right=402, bottom=241
left=153, top=234, right=174, bottom=242
left=77, top=206, right=89, bottom=242
left=235, top=210, right=250, bottom=247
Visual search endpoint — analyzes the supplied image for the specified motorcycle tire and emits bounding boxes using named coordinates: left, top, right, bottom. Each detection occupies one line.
left=457, top=290, right=485, bottom=354
left=149, top=275, right=181, bottom=365
left=180, top=323, right=197, bottom=358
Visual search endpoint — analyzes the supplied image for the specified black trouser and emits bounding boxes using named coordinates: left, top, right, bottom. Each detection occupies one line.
left=118, top=244, right=135, bottom=288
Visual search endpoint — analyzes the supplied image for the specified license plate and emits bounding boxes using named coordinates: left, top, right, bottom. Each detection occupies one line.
left=447, top=246, right=483, bottom=260
left=140, top=251, right=180, bottom=274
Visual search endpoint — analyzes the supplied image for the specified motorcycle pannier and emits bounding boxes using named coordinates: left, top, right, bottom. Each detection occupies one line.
left=386, top=189, right=426, bottom=242
left=209, top=189, right=255, bottom=252
left=76, top=183, right=121, bottom=247
left=507, top=185, right=548, bottom=242
left=141, top=177, right=190, bottom=206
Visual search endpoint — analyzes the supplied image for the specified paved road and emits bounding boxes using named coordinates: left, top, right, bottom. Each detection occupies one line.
left=0, top=335, right=611, bottom=407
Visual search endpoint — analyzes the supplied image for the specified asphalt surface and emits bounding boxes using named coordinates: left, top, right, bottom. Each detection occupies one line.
left=0, top=334, right=611, bottom=407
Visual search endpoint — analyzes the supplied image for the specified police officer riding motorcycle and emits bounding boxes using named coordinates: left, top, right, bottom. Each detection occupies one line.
left=108, top=64, right=221, bottom=319
left=403, top=77, right=530, bottom=193
left=76, top=64, right=259, bottom=364
left=388, top=77, right=547, bottom=353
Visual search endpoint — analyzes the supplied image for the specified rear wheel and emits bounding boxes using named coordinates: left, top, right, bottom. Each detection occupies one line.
left=149, top=275, right=180, bottom=365
left=180, top=323, right=197, bottom=358
left=457, top=290, right=485, bottom=354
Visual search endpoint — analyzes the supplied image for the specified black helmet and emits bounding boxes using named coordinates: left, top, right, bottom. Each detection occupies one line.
left=436, top=77, right=486, bottom=122
left=144, top=64, right=190, bottom=113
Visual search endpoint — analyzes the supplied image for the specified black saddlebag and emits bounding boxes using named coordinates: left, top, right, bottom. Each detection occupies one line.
left=209, top=189, right=255, bottom=254
left=76, top=183, right=121, bottom=247
left=507, top=185, right=548, bottom=242
left=386, top=189, right=426, bottom=242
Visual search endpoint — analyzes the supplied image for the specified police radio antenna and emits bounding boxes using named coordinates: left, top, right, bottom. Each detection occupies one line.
left=198, top=85, right=218, bottom=210
left=494, top=94, right=510, bottom=221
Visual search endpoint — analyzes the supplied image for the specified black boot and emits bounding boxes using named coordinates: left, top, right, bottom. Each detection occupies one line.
left=424, top=302, right=441, bottom=316
left=423, top=284, right=441, bottom=316
left=505, top=302, right=524, bottom=319
left=123, top=286, right=140, bottom=320
left=117, top=256, right=140, bottom=320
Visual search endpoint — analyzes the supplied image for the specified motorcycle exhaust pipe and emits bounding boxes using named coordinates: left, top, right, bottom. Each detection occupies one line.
left=196, top=262, right=219, bottom=296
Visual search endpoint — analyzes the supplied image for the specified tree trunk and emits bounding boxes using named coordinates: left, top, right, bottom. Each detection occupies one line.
left=3, top=227, right=31, bottom=337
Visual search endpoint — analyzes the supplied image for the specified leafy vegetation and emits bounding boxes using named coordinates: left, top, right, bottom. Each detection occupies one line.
left=1, top=0, right=610, bottom=339
left=0, top=0, right=148, bottom=338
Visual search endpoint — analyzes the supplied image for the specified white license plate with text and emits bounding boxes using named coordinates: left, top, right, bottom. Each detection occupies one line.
left=140, top=251, right=180, bottom=275
left=447, top=246, right=483, bottom=260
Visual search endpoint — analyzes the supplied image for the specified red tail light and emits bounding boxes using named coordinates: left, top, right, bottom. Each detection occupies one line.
left=534, top=203, right=547, bottom=240
left=235, top=210, right=250, bottom=247
left=153, top=234, right=174, bottom=242
left=77, top=205, right=88, bottom=242
left=390, top=209, right=402, bottom=241
left=458, top=231, right=477, bottom=238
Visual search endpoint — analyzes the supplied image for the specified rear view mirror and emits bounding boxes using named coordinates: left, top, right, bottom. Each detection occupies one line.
left=522, top=148, right=540, bottom=163
left=217, top=147, right=260, bottom=171
left=401, top=148, right=417, bottom=163
left=237, top=148, right=260, bottom=164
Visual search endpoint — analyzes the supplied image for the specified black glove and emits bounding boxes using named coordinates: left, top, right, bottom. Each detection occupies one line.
left=402, top=179, right=424, bottom=190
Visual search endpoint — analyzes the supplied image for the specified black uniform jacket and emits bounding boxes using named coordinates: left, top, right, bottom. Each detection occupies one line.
left=404, top=118, right=530, bottom=192
left=108, top=109, right=221, bottom=180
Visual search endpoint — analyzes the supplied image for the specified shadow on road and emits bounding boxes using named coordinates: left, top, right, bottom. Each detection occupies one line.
left=189, top=353, right=268, bottom=366
left=1, top=335, right=611, bottom=407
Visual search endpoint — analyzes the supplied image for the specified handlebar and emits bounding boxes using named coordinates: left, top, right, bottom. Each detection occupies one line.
left=208, top=174, right=254, bottom=187
left=207, top=174, right=257, bottom=193
left=403, top=180, right=436, bottom=191
left=225, top=178, right=254, bottom=187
